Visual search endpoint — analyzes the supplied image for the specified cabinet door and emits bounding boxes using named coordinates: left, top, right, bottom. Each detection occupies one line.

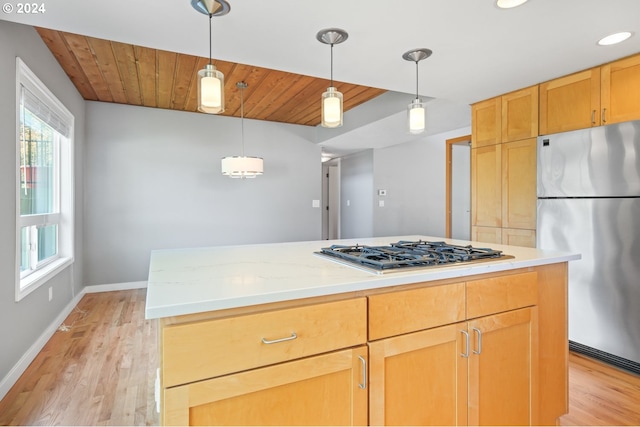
left=471, top=145, right=502, bottom=227
left=501, top=228, right=536, bottom=248
left=369, top=324, right=468, bottom=426
left=601, top=53, right=640, bottom=125
left=163, top=346, right=368, bottom=426
left=471, top=226, right=502, bottom=244
left=468, top=308, right=538, bottom=426
left=539, top=68, right=601, bottom=134
left=501, top=86, right=539, bottom=143
left=502, top=138, right=536, bottom=230
left=472, top=97, right=501, bottom=147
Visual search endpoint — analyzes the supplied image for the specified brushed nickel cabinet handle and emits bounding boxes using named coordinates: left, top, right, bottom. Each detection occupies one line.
left=602, top=108, right=607, bottom=124
left=261, top=332, right=297, bottom=345
left=358, top=356, right=367, bottom=390
left=591, top=110, right=596, bottom=125
left=472, top=327, right=483, bottom=355
left=461, top=330, right=470, bottom=358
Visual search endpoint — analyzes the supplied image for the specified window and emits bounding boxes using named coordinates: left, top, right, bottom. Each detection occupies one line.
left=16, top=58, right=74, bottom=301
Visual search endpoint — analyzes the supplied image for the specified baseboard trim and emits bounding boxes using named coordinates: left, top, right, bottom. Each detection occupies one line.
left=0, top=281, right=148, bottom=401
left=84, top=281, right=147, bottom=293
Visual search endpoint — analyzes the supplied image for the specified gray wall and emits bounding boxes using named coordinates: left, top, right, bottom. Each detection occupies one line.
left=0, top=21, right=85, bottom=382
left=84, top=101, right=322, bottom=286
left=372, top=127, right=471, bottom=237
left=340, top=150, right=374, bottom=238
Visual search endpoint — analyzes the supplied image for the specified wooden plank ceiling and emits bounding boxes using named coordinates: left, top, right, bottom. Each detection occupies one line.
left=36, top=27, right=387, bottom=126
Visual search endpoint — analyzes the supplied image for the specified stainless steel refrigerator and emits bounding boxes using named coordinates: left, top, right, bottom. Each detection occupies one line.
left=537, top=120, right=640, bottom=373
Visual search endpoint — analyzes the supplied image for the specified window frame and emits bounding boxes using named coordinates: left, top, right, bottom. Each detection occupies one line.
left=15, top=58, right=75, bottom=301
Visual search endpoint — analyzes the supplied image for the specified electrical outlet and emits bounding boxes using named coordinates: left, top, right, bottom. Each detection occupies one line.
left=48, top=287, right=53, bottom=301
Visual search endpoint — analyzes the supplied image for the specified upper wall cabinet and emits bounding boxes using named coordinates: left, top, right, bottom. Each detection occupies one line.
left=540, top=52, right=640, bottom=135
left=501, top=86, right=539, bottom=143
left=472, top=97, right=501, bottom=147
left=539, top=68, right=601, bottom=135
left=601, top=54, right=640, bottom=125
left=472, top=86, right=539, bottom=147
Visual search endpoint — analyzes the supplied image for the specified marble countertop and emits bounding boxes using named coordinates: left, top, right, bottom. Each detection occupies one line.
left=145, top=235, right=580, bottom=319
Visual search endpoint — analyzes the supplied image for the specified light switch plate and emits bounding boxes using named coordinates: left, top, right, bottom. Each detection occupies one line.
left=312, top=200, right=320, bottom=208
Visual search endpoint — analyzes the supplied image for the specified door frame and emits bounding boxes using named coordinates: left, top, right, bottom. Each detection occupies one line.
left=445, top=135, right=472, bottom=238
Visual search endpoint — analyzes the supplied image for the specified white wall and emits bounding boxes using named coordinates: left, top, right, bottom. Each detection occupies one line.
left=372, top=127, right=471, bottom=237
left=0, top=21, right=85, bottom=384
left=84, top=101, right=322, bottom=286
left=340, top=150, right=374, bottom=238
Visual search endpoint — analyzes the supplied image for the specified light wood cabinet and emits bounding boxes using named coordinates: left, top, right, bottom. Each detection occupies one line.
left=472, top=86, right=539, bottom=147
left=472, top=97, right=501, bottom=147
left=368, top=282, right=465, bottom=340
left=472, top=138, right=536, bottom=245
left=159, top=265, right=568, bottom=426
left=540, top=53, right=640, bottom=134
left=539, top=68, right=601, bottom=135
left=502, top=228, right=536, bottom=248
left=471, top=144, right=502, bottom=228
left=471, top=226, right=501, bottom=244
left=164, top=346, right=369, bottom=426
left=467, top=308, right=538, bottom=426
left=502, top=86, right=539, bottom=142
left=502, top=138, right=536, bottom=230
left=369, top=271, right=540, bottom=426
left=471, top=88, right=538, bottom=244
left=601, top=54, right=640, bottom=125
left=161, top=298, right=366, bottom=388
left=369, top=324, right=468, bottom=426
left=160, top=298, right=368, bottom=426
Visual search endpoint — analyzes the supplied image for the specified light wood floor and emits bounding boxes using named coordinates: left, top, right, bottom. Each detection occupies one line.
left=0, top=290, right=158, bottom=426
left=0, top=289, right=638, bottom=426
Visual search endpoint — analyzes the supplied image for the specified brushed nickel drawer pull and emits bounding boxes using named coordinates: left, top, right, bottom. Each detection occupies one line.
left=472, top=327, right=483, bottom=355
left=358, top=356, right=367, bottom=390
left=460, top=330, right=470, bottom=358
left=261, top=332, right=297, bottom=345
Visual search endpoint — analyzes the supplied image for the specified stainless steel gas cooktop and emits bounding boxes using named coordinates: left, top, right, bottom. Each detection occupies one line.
left=315, top=240, right=508, bottom=274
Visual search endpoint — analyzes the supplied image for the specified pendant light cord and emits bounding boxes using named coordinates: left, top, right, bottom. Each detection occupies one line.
left=240, top=84, right=245, bottom=156
left=330, top=43, right=334, bottom=87
left=415, top=60, right=419, bottom=100
left=208, top=13, right=213, bottom=65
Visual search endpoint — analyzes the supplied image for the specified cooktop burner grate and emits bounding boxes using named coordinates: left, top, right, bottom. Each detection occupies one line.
left=315, top=240, right=505, bottom=273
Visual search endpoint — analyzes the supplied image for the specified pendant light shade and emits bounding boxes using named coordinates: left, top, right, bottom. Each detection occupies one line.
left=198, top=64, right=224, bottom=114
left=403, top=48, right=432, bottom=134
left=321, top=87, right=343, bottom=128
left=317, top=28, right=348, bottom=128
left=222, top=82, right=264, bottom=179
left=192, top=0, right=230, bottom=114
left=408, top=98, right=426, bottom=134
left=221, top=156, right=263, bottom=178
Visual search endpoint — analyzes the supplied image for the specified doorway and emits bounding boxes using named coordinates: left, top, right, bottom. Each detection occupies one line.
left=445, top=135, right=471, bottom=240
left=321, top=161, right=340, bottom=240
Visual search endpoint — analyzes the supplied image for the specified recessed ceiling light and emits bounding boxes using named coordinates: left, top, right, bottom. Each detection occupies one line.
left=597, top=31, right=632, bottom=46
left=496, top=0, right=529, bottom=9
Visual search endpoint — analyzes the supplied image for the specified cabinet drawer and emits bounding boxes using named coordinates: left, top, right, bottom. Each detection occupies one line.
left=466, top=271, right=538, bottom=319
left=162, top=298, right=367, bottom=388
left=368, top=283, right=465, bottom=340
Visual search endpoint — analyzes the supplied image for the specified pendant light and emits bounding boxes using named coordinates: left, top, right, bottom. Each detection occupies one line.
left=221, top=82, right=264, bottom=179
left=192, top=0, right=230, bottom=114
left=402, top=48, right=432, bottom=134
left=316, top=28, right=349, bottom=128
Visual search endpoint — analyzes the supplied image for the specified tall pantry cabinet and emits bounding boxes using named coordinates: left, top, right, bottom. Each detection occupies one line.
left=471, top=86, right=538, bottom=247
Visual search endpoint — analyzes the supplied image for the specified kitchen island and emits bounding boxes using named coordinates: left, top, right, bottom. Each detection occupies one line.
left=146, top=235, right=579, bottom=426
